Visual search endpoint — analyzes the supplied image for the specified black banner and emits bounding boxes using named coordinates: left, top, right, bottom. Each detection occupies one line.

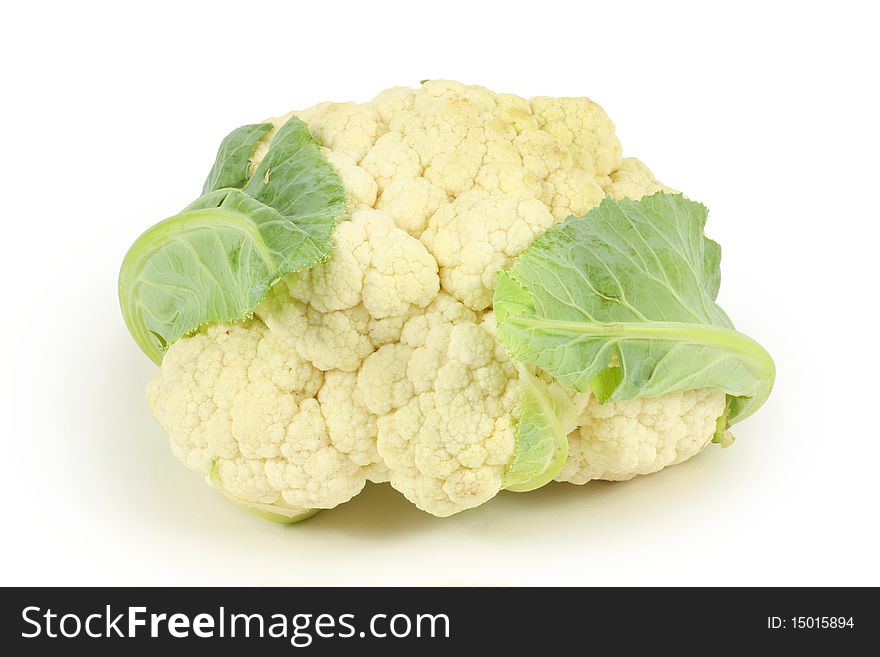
left=1, top=587, right=874, bottom=654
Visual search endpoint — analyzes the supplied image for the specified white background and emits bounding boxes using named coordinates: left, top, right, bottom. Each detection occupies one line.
left=2, top=0, right=878, bottom=586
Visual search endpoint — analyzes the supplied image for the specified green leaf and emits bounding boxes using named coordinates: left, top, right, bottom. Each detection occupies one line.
left=493, top=193, right=774, bottom=425
left=183, top=187, right=236, bottom=212
left=208, top=460, right=318, bottom=524
left=119, top=117, right=346, bottom=364
left=202, top=123, right=272, bottom=194
left=588, top=366, right=622, bottom=404
left=712, top=397, right=736, bottom=447
left=504, top=366, right=579, bottom=492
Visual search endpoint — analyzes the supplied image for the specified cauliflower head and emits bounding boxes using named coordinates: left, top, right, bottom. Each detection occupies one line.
left=143, top=81, right=736, bottom=520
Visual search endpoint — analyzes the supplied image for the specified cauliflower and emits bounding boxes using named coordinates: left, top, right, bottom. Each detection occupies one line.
left=557, top=389, right=727, bottom=484
left=122, top=81, right=774, bottom=521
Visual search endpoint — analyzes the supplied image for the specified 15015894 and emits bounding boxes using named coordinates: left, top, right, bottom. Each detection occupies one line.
left=767, top=617, right=855, bottom=630
left=791, top=617, right=855, bottom=629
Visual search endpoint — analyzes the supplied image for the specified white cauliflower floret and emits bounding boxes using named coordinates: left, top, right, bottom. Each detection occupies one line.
left=321, top=149, right=378, bottom=209
left=390, top=81, right=513, bottom=198
left=147, top=80, right=725, bottom=521
left=421, top=191, right=555, bottom=310
left=376, top=177, right=447, bottom=237
left=529, top=96, right=623, bottom=178
left=513, top=129, right=571, bottom=178
left=556, top=389, right=727, bottom=484
left=602, top=157, right=677, bottom=201
left=317, top=370, right=383, bottom=471
left=361, top=132, right=422, bottom=192
left=541, top=168, right=606, bottom=221
left=257, top=295, right=373, bottom=372
left=257, top=209, right=439, bottom=371
left=365, top=294, right=521, bottom=516
left=368, top=86, right=416, bottom=126
left=260, top=397, right=365, bottom=509
left=297, top=102, right=385, bottom=163
left=148, top=321, right=367, bottom=510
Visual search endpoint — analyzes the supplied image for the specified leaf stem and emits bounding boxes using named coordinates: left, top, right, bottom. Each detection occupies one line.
left=506, top=316, right=775, bottom=422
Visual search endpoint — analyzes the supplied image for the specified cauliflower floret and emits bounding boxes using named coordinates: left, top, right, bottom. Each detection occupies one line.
left=147, top=321, right=367, bottom=510
left=603, top=157, right=677, bottom=201
left=362, top=294, right=521, bottom=516
left=361, top=132, right=422, bottom=192
left=317, top=370, right=382, bottom=469
left=376, top=177, right=447, bottom=237
left=529, top=96, right=622, bottom=178
left=514, top=129, right=572, bottom=178
left=541, top=168, right=605, bottom=221
left=260, top=397, right=365, bottom=509
left=257, top=209, right=439, bottom=371
left=368, top=86, right=416, bottom=125
left=321, top=149, right=378, bottom=210
left=256, top=295, right=373, bottom=372
left=556, top=389, right=727, bottom=484
left=297, top=102, right=385, bottom=163
left=288, top=208, right=439, bottom=318
left=387, top=80, right=535, bottom=200
left=147, top=80, right=723, bottom=520
left=421, top=191, right=555, bottom=310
